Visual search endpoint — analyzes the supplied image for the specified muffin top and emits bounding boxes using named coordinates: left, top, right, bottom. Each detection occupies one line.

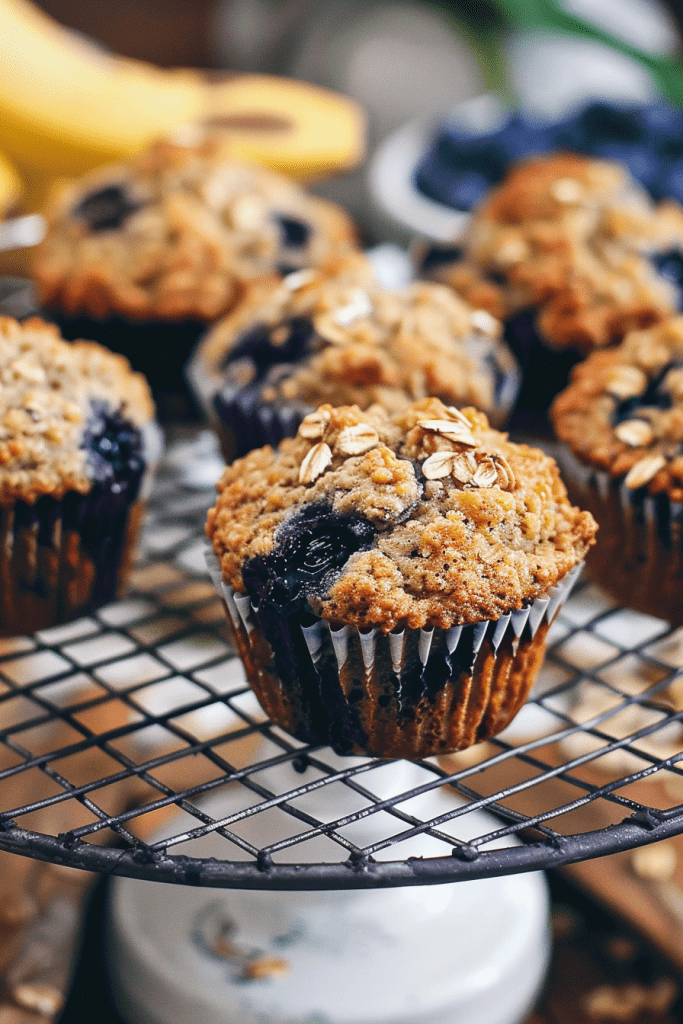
left=425, top=153, right=683, bottom=353
left=552, top=316, right=683, bottom=499
left=32, top=140, right=357, bottom=323
left=0, top=317, right=154, bottom=503
left=193, top=254, right=519, bottom=427
left=207, top=398, right=596, bottom=631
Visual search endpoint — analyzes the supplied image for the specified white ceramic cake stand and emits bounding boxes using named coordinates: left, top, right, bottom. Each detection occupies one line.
left=107, top=742, right=550, bottom=1024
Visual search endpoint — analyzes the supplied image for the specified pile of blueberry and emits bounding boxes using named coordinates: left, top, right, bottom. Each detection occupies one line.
left=415, top=99, right=683, bottom=212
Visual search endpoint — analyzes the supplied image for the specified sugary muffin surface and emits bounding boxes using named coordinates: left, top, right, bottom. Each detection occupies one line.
left=0, top=317, right=154, bottom=502
left=430, top=153, right=683, bottom=352
left=552, top=316, right=683, bottom=499
left=33, top=141, right=356, bottom=322
left=196, top=255, right=517, bottom=418
left=207, top=398, right=596, bottom=631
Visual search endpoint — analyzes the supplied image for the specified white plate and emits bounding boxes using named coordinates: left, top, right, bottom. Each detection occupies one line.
left=367, top=94, right=507, bottom=244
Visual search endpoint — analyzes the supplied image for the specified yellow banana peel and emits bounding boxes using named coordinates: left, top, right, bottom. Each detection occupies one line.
left=204, top=75, right=366, bottom=182
left=0, top=0, right=365, bottom=202
left=0, top=149, right=22, bottom=216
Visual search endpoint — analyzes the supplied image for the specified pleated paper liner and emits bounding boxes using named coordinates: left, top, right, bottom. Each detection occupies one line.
left=206, top=545, right=582, bottom=759
left=557, top=445, right=683, bottom=627
left=0, top=423, right=163, bottom=638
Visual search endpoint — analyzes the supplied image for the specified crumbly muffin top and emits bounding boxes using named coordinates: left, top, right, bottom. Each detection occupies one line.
left=427, top=153, right=683, bottom=353
left=32, top=141, right=357, bottom=323
left=194, top=255, right=518, bottom=422
left=0, top=317, right=154, bottom=503
left=207, top=398, right=596, bottom=631
left=552, top=316, right=683, bottom=499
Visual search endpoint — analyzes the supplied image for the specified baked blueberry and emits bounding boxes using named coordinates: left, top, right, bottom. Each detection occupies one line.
left=82, top=401, right=145, bottom=493
left=659, top=160, right=683, bottom=205
left=275, top=215, right=311, bottom=248
left=613, top=361, right=677, bottom=424
left=221, top=317, right=316, bottom=376
left=242, top=504, right=376, bottom=614
left=73, top=184, right=142, bottom=233
left=418, top=245, right=465, bottom=271
left=653, top=251, right=683, bottom=310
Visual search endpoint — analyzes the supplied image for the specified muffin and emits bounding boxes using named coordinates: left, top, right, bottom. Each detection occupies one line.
left=420, top=153, right=683, bottom=417
left=205, top=398, right=596, bottom=758
left=32, top=139, right=357, bottom=413
left=189, top=255, right=520, bottom=461
left=551, top=316, right=683, bottom=625
left=0, top=316, right=158, bottom=637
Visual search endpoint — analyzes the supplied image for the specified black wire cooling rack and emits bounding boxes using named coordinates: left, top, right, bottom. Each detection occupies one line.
left=3, top=430, right=683, bottom=891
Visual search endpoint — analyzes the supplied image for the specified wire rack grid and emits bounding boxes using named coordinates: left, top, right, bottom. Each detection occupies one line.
left=2, top=430, right=683, bottom=890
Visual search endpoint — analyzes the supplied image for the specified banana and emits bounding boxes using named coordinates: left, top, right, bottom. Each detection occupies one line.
left=0, top=150, right=22, bottom=216
left=204, top=75, right=366, bottom=182
left=0, top=0, right=365, bottom=193
left=0, top=0, right=205, bottom=176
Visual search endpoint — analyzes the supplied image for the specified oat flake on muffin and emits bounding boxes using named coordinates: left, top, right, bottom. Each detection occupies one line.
left=191, top=254, right=519, bottom=461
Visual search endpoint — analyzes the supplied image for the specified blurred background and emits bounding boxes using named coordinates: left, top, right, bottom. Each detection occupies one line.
left=12, top=0, right=683, bottom=239
left=5, top=3, right=683, bottom=1024
left=7, top=0, right=683, bottom=237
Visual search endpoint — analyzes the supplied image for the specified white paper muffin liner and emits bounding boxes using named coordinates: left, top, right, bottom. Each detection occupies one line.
left=0, top=419, right=162, bottom=638
left=206, top=543, right=582, bottom=757
left=556, top=444, right=683, bottom=624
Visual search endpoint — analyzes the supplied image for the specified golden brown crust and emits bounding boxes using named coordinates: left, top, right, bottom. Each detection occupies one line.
left=207, top=398, right=597, bottom=631
left=551, top=316, right=683, bottom=499
left=428, top=154, right=683, bottom=353
left=32, top=142, right=358, bottom=323
left=0, top=317, right=154, bottom=503
left=193, top=256, right=518, bottom=423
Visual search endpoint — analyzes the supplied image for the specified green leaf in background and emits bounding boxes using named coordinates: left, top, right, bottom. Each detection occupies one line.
left=436, top=0, right=683, bottom=106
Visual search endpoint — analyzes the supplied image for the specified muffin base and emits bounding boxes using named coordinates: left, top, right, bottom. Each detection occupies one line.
left=207, top=549, right=581, bottom=759
left=505, top=309, right=581, bottom=427
left=557, top=448, right=683, bottom=626
left=48, top=312, right=205, bottom=421
left=0, top=489, right=146, bottom=638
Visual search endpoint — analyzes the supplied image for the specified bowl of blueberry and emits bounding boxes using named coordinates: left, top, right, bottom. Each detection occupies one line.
left=369, top=93, right=683, bottom=242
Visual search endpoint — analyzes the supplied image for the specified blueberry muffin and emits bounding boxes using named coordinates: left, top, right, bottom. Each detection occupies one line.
left=206, top=398, right=596, bottom=758
left=421, top=153, right=683, bottom=417
left=32, top=140, right=357, bottom=411
left=189, top=255, right=520, bottom=461
left=551, top=316, right=683, bottom=625
left=0, top=316, right=157, bottom=636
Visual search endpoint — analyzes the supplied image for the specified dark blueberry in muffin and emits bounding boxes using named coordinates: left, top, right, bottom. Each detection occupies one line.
left=214, top=317, right=319, bottom=457
left=82, top=401, right=145, bottom=493
left=613, top=362, right=677, bottom=424
left=653, top=250, right=683, bottom=310
left=275, top=215, right=311, bottom=248
left=222, top=316, right=316, bottom=375
left=418, top=245, right=465, bottom=271
left=73, top=185, right=142, bottom=233
left=242, top=504, right=376, bottom=614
